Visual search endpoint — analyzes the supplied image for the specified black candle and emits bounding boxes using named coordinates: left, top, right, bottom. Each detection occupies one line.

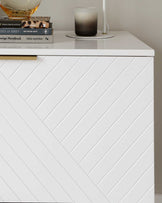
left=74, top=7, right=98, bottom=37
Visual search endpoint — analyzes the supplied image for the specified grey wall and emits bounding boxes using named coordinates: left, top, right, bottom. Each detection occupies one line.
left=36, top=0, right=103, bottom=30
left=1, top=0, right=162, bottom=194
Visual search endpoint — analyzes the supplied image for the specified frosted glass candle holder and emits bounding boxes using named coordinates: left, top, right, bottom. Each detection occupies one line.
left=74, top=7, right=98, bottom=36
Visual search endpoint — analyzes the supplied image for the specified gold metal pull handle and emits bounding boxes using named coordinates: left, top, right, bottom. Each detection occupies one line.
left=0, top=55, right=37, bottom=60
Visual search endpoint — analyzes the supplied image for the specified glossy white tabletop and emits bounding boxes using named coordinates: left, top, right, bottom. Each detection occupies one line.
left=0, top=31, right=154, bottom=56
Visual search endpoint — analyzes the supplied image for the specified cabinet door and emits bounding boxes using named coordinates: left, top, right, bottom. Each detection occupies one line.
left=0, top=56, right=154, bottom=203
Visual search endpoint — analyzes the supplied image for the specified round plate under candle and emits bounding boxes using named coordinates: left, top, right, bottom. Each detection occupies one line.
left=66, top=32, right=114, bottom=40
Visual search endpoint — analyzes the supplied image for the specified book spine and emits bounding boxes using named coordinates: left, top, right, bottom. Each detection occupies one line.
left=21, top=20, right=50, bottom=29
left=0, top=35, right=53, bottom=43
left=0, top=28, right=53, bottom=35
left=0, top=21, right=21, bottom=28
left=0, top=17, right=50, bottom=28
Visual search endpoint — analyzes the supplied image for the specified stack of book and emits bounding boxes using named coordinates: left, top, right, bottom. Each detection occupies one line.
left=0, top=16, right=53, bottom=43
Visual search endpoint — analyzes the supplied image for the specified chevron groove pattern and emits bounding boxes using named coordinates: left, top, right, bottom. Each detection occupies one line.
left=49, top=58, right=117, bottom=138
left=42, top=58, right=100, bottom=122
left=103, top=128, right=153, bottom=195
left=70, top=73, right=153, bottom=159
left=0, top=56, right=154, bottom=203
left=107, top=144, right=153, bottom=202
left=45, top=57, right=117, bottom=136
left=34, top=58, right=81, bottom=112
left=96, top=119, right=153, bottom=185
left=0, top=176, right=21, bottom=201
left=8, top=61, right=24, bottom=78
left=0, top=132, right=57, bottom=201
left=55, top=58, right=135, bottom=142
left=0, top=65, right=109, bottom=203
left=138, top=186, right=154, bottom=203
left=17, top=60, right=43, bottom=90
left=24, top=57, right=63, bottom=100
left=54, top=58, right=135, bottom=141
left=69, top=60, right=153, bottom=166
left=0, top=91, right=91, bottom=203
left=0, top=147, right=38, bottom=201
left=82, top=83, right=153, bottom=175
left=120, top=165, right=154, bottom=202
left=29, top=57, right=81, bottom=111
left=61, top=59, right=152, bottom=153
left=0, top=113, right=73, bottom=202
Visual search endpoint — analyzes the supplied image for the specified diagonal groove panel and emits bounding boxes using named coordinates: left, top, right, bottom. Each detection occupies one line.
left=36, top=57, right=99, bottom=121
left=103, top=131, right=153, bottom=196
left=0, top=132, right=56, bottom=201
left=137, top=185, right=154, bottom=203
left=81, top=81, right=153, bottom=175
left=0, top=176, right=21, bottom=202
left=33, top=57, right=81, bottom=111
left=61, top=58, right=152, bottom=150
left=0, top=56, right=154, bottom=203
left=0, top=152, right=38, bottom=201
left=0, top=113, right=73, bottom=202
left=0, top=91, right=90, bottom=203
left=17, top=57, right=43, bottom=89
left=18, top=57, right=64, bottom=99
left=42, top=58, right=99, bottom=121
left=70, top=60, right=153, bottom=158
left=1, top=60, right=23, bottom=79
left=10, top=59, right=41, bottom=89
left=9, top=61, right=24, bottom=78
left=43, top=57, right=116, bottom=125
left=74, top=63, right=152, bottom=168
left=95, top=117, right=153, bottom=185
left=25, top=57, right=64, bottom=100
left=0, top=61, right=6, bottom=71
left=0, top=71, right=109, bottom=203
left=96, top=119, right=153, bottom=185
left=27, top=57, right=80, bottom=110
left=106, top=142, right=153, bottom=201
left=55, top=57, right=136, bottom=142
left=120, top=165, right=154, bottom=203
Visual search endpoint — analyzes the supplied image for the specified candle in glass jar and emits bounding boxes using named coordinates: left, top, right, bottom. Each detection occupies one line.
left=74, top=7, right=98, bottom=36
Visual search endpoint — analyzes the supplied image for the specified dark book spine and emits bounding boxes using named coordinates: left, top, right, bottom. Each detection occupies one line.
left=0, top=20, right=22, bottom=28
left=0, top=28, right=53, bottom=35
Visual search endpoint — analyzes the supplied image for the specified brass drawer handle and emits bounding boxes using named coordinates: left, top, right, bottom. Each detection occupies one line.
left=0, top=55, right=37, bottom=60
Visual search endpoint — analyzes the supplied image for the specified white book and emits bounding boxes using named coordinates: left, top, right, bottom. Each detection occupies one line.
left=0, top=35, right=53, bottom=43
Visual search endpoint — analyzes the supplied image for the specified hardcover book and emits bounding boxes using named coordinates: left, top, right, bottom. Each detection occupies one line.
left=0, top=16, right=51, bottom=28
left=0, top=35, right=53, bottom=43
left=0, top=26, right=53, bottom=35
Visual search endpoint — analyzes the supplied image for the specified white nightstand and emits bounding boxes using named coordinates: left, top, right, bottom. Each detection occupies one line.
left=0, top=31, right=155, bottom=203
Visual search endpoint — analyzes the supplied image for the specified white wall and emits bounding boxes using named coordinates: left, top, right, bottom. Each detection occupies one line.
left=0, top=0, right=162, bottom=193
